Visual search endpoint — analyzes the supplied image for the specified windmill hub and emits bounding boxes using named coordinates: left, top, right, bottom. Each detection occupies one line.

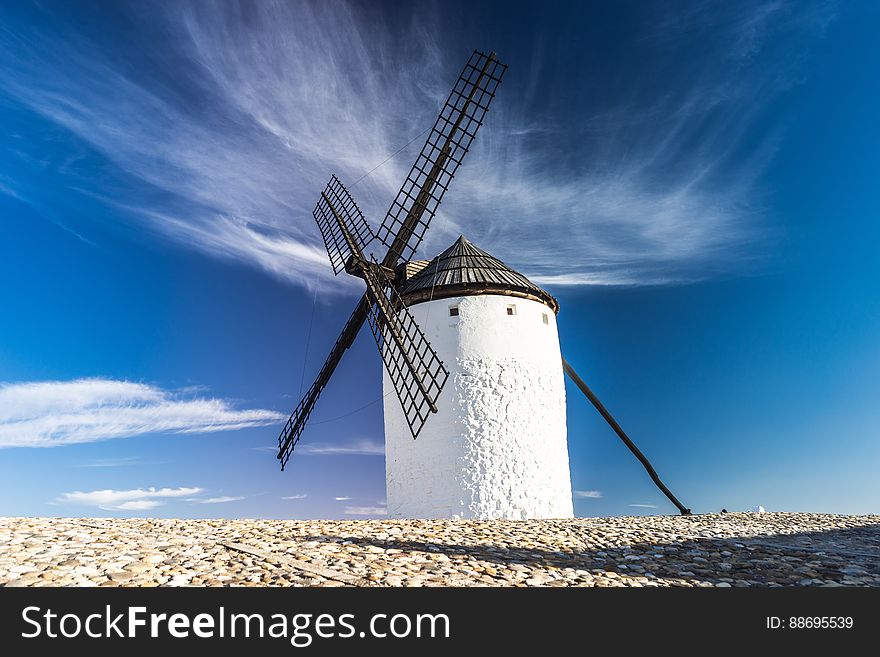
left=342, top=254, right=393, bottom=281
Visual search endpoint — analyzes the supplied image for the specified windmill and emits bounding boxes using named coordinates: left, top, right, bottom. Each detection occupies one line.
left=277, top=49, right=691, bottom=518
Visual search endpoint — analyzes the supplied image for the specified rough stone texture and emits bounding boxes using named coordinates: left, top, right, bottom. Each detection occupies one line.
left=384, top=294, right=573, bottom=519
left=1, top=513, right=877, bottom=587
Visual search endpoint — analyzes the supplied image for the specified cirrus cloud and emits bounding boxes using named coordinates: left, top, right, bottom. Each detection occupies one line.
left=190, top=495, right=246, bottom=504
left=0, top=378, right=283, bottom=448
left=57, top=486, right=202, bottom=511
left=297, top=439, right=384, bottom=456
left=344, top=506, right=388, bottom=516
left=574, top=490, right=603, bottom=499
left=0, top=1, right=838, bottom=290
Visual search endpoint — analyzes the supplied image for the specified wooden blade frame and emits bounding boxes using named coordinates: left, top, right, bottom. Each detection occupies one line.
left=377, top=50, right=507, bottom=266
left=363, top=259, right=448, bottom=438
left=313, top=174, right=375, bottom=275
left=277, top=294, right=371, bottom=469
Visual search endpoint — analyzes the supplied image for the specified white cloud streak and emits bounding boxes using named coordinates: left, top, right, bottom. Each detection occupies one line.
left=191, top=496, right=246, bottom=504
left=0, top=1, right=834, bottom=288
left=344, top=506, right=388, bottom=516
left=334, top=496, right=352, bottom=501
left=57, top=486, right=202, bottom=510
left=574, top=490, right=603, bottom=499
left=629, top=503, right=659, bottom=509
left=0, top=378, right=283, bottom=448
left=79, top=456, right=149, bottom=468
left=297, top=439, right=385, bottom=456
left=281, top=494, right=308, bottom=500
left=0, top=178, right=24, bottom=201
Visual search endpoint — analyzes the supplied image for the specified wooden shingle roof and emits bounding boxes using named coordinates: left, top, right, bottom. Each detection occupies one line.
left=397, top=236, right=559, bottom=313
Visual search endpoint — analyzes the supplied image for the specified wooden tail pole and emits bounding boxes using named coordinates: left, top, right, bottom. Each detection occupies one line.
left=562, top=358, right=692, bottom=516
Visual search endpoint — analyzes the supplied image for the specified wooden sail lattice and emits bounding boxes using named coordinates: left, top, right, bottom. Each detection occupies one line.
left=377, top=50, right=507, bottom=264
left=313, top=175, right=375, bottom=275
left=363, top=260, right=448, bottom=438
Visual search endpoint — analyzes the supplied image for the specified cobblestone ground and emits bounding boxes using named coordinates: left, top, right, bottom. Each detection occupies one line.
left=1, top=513, right=877, bottom=587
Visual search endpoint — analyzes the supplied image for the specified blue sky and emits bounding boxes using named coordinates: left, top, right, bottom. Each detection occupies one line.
left=1, top=0, right=878, bottom=518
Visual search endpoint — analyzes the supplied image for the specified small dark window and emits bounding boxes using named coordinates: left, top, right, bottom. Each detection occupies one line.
left=506, top=304, right=517, bottom=316
left=449, top=306, right=459, bottom=317
left=542, top=313, right=549, bottom=325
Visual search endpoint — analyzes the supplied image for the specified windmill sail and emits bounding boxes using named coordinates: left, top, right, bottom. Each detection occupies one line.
left=378, top=50, right=507, bottom=265
left=279, top=49, right=506, bottom=471
left=314, top=175, right=375, bottom=275
left=363, top=260, right=448, bottom=438
left=277, top=294, right=371, bottom=469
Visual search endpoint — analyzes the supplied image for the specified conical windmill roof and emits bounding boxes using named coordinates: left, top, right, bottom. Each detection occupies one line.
left=397, top=236, right=559, bottom=313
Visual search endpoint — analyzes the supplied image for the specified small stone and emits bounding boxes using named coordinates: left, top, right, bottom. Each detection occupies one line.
left=840, top=567, right=867, bottom=576
left=141, top=554, right=167, bottom=564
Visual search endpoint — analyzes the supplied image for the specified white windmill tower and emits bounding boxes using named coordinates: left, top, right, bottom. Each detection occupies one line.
left=384, top=237, right=572, bottom=519
left=276, top=50, right=691, bottom=519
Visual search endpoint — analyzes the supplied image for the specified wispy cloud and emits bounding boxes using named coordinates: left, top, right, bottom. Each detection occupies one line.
left=0, top=178, right=24, bottom=201
left=78, top=456, right=153, bottom=468
left=334, top=496, right=352, bottom=501
left=57, top=486, right=202, bottom=511
left=456, top=2, right=839, bottom=286
left=0, top=2, right=837, bottom=289
left=0, top=378, right=283, bottom=448
left=629, top=503, right=658, bottom=509
left=574, top=490, right=603, bottom=499
left=344, top=506, right=388, bottom=516
left=297, top=439, right=384, bottom=456
left=281, top=494, right=308, bottom=500
left=191, top=495, right=246, bottom=504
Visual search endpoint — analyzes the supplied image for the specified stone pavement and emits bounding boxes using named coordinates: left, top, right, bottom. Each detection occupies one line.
left=1, top=513, right=877, bottom=587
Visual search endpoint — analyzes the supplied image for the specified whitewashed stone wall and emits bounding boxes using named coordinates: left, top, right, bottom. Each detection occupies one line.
left=383, top=294, right=573, bottom=519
